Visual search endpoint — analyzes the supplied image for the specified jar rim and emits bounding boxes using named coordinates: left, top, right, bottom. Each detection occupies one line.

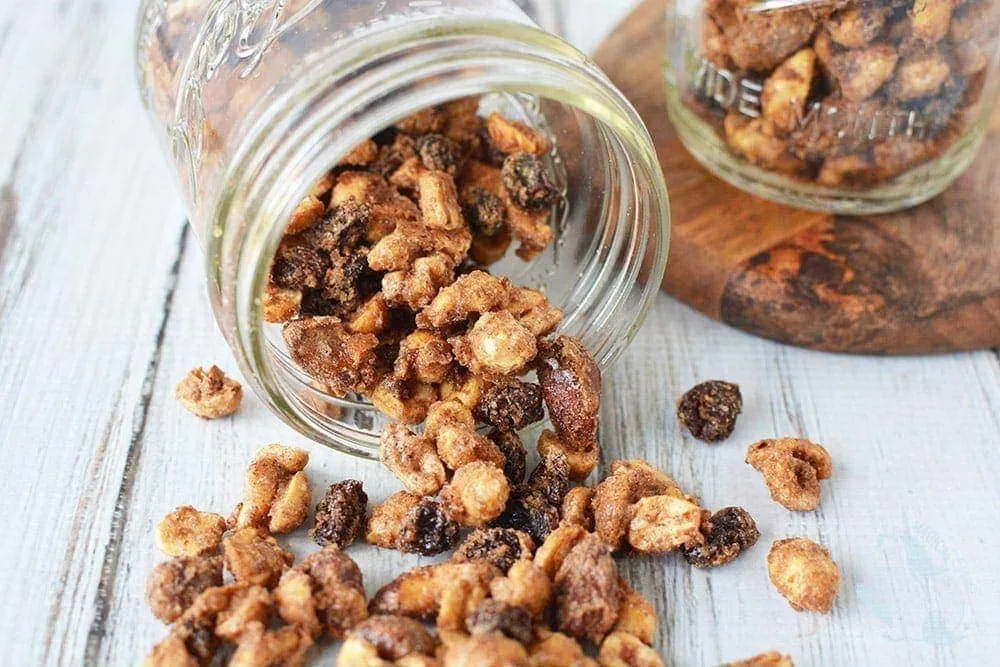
left=209, top=16, right=670, bottom=457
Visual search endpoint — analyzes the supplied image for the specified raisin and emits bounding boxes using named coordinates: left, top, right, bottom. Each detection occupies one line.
left=502, top=152, right=558, bottom=211
left=490, top=429, right=527, bottom=485
left=475, top=381, right=545, bottom=432
left=371, top=134, right=417, bottom=178
left=399, top=498, right=460, bottom=556
left=311, top=479, right=368, bottom=548
left=493, top=489, right=559, bottom=545
left=453, top=528, right=534, bottom=573
left=527, top=451, right=571, bottom=508
left=301, top=201, right=371, bottom=252
left=462, top=187, right=507, bottom=236
left=682, top=506, right=760, bottom=568
left=271, top=244, right=329, bottom=290
left=416, top=133, right=463, bottom=175
left=677, top=380, right=743, bottom=442
left=320, top=247, right=375, bottom=314
left=465, top=599, right=534, bottom=645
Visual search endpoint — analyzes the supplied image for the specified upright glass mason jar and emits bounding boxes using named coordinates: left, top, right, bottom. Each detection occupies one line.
left=135, top=0, right=670, bottom=458
left=665, top=0, right=1000, bottom=213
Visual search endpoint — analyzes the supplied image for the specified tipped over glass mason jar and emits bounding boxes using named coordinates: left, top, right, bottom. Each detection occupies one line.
left=664, top=0, right=1000, bottom=214
left=135, top=0, right=670, bottom=458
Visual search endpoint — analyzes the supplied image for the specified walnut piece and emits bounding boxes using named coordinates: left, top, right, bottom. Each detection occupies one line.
left=345, top=614, right=437, bottom=662
left=553, top=533, right=620, bottom=643
left=746, top=438, right=833, bottom=511
left=366, top=490, right=421, bottom=550
left=440, top=461, right=511, bottom=527
left=370, top=378, right=439, bottom=425
left=441, top=632, right=530, bottom=667
left=611, top=578, right=657, bottom=646
left=146, top=555, right=224, bottom=623
left=370, top=561, right=501, bottom=623
left=452, top=311, right=538, bottom=377
left=767, top=537, right=841, bottom=613
left=490, top=560, right=552, bottom=620
left=627, top=494, right=708, bottom=555
left=233, top=444, right=311, bottom=533
left=416, top=270, right=513, bottom=329
left=560, top=486, right=595, bottom=531
left=597, top=632, right=664, bottom=667
left=425, top=399, right=504, bottom=472
left=395, top=330, right=454, bottom=384
left=276, top=545, right=368, bottom=638
left=538, top=429, right=599, bottom=482
left=229, top=622, right=313, bottom=667
left=155, top=506, right=227, bottom=557
left=175, top=366, right=243, bottom=419
left=487, top=113, right=550, bottom=156
left=531, top=524, right=588, bottom=579
left=311, top=479, right=368, bottom=548
left=380, top=422, right=447, bottom=496
left=282, top=317, right=382, bottom=396
left=222, top=527, right=294, bottom=588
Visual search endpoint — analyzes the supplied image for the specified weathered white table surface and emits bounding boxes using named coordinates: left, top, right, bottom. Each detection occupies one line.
left=2, top=1, right=999, bottom=665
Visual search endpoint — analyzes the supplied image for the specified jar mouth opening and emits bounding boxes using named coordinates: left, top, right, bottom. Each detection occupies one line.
left=212, top=19, right=670, bottom=456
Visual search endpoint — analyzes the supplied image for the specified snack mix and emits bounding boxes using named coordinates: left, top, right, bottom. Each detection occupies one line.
left=687, top=0, right=998, bottom=187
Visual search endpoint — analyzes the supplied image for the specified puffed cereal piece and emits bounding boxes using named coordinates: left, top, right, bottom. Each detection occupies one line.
left=553, top=533, right=621, bottom=643
left=611, top=578, right=656, bottom=646
left=379, top=422, right=447, bottom=496
left=285, top=193, right=326, bottom=234
left=487, top=113, right=551, bottom=156
left=371, top=378, right=439, bottom=425
left=826, top=5, right=890, bottom=48
left=627, top=495, right=708, bottom=554
left=767, top=538, right=840, bottom=613
left=597, top=632, right=664, bottom=667
left=725, top=650, right=795, bottom=666
left=560, top=486, right=595, bottom=531
left=442, top=632, right=530, bottom=667
left=746, top=437, right=832, bottom=511
left=395, top=330, right=454, bottom=384
left=282, top=317, right=382, bottom=396
left=505, top=286, right=563, bottom=336
left=426, top=399, right=505, bottom=471
left=229, top=622, right=313, bottom=667
left=888, top=49, right=950, bottom=101
left=366, top=490, right=422, bottom=550
left=419, top=171, right=465, bottom=231
left=441, top=461, right=510, bottom=526
left=910, top=0, right=952, bottom=43
left=262, top=283, right=302, bottom=323
left=536, top=335, right=601, bottom=446
left=156, top=505, right=227, bottom=557
left=452, top=527, right=535, bottom=573
left=533, top=524, right=589, bottom=579
left=146, top=555, right=224, bottom=623
left=724, top=114, right=807, bottom=174
left=347, top=614, right=437, bottom=662
left=338, top=139, right=379, bottom=167
left=222, top=527, right=294, bottom=588
left=762, top=49, right=816, bottom=135
left=175, top=366, right=243, bottom=419
left=538, top=430, right=599, bottom=482
left=233, top=444, right=311, bottom=534
left=276, top=546, right=368, bottom=639
left=416, top=270, right=513, bottom=329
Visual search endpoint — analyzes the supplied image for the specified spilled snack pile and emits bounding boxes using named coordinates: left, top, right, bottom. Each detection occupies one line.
left=689, top=0, right=998, bottom=187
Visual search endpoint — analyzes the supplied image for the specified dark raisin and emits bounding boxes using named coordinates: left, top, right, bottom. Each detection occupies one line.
left=320, top=247, right=374, bottom=313
left=416, top=133, right=463, bottom=175
left=501, top=152, right=558, bottom=211
left=301, top=201, right=371, bottom=252
left=475, top=381, right=544, bottom=432
left=461, top=187, right=507, bottom=237
left=527, top=451, right=571, bottom=507
left=676, top=380, right=743, bottom=442
left=270, top=244, right=329, bottom=290
left=371, top=134, right=417, bottom=178
left=490, top=429, right=527, bottom=485
left=399, top=499, right=460, bottom=556
left=311, top=479, right=368, bottom=548
left=492, top=489, right=559, bottom=545
left=465, top=599, right=534, bottom=645
left=452, top=528, right=534, bottom=573
left=682, top=506, right=759, bottom=568
left=299, top=288, right=339, bottom=317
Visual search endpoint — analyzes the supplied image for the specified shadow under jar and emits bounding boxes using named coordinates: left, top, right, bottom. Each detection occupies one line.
left=664, top=0, right=1000, bottom=214
left=135, top=0, right=670, bottom=458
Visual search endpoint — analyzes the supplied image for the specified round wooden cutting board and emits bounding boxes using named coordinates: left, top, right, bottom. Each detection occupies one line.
left=594, top=0, right=1000, bottom=354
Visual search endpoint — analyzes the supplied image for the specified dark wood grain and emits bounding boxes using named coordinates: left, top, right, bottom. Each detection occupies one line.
left=594, top=0, right=1000, bottom=354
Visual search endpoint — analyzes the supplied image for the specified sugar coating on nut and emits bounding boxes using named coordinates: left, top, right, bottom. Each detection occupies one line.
left=283, top=317, right=382, bottom=396
left=366, top=490, right=422, bottom=550
left=529, top=630, right=597, bottom=666
left=234, top=444, right=311, bottom=534
left=747, top=437, right=832, bottom=511
left=156, top=505, right=227, bottom=557
left=676, top=380, right=743, bottom=442
left=440, top=461, right=511, bottom=527
left=489, top=560, right=552, bottom=620
left=311, top=479, right=368, bottom=548
left=553, top=533, right=620, bottom=643
left=559, top=486, right=595, bottom=531
left=416, top=270, right=513, bottom=329
left=536, top=335, right=601, bottom=446
left=394, top=330, right=454, bottom=384
left=175, top=366, right=243, bottom=419
left=229, top=622, right=314, bottom=667
left=370, top=377, right=438, bottom=425
left=452, top=527, right=535, bottom=573
left=538, top=429, right=599, bottom=482
left=426, top=399, right=504, bottom=472
left=627, top=494, right=708, bottom=555
left=598, top=632, right=664, bottom=667
left=612, top=577, right=657, bottom=646
left=370, top=561, right=501, bottom=623
left=441, top=631, right=530, bottom=667
left=380, top=422, right=447, bottom=496
left=146, top=555, right=224, bottom=623
left=682, top=506, right=760, bottom=568
left=533, top=524, right=588, bottom=580
left=222, top=527, right=294, bottom=588
left=767, top=537, right=840, bottom=613
left=419, top=170, right=465, bottom=231
left=486, top=113, right=551, bottom=156
left=593, top=459, right=693, bottom=551
left=215, top=584, right=274, bottom=643
left=276, top=545, right=368, bottom=638
left=452, top=311, right=538, bottom=377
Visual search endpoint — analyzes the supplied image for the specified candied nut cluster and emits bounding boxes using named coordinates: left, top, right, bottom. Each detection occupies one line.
left=767, top=537, right=841, bottom=613
left=232, top=444, right=312, bottom=534
left=156, top=505, right=227, bottom=557
left=175, top=365, right=243, bottom=419
left=746, top=437, right=833, bottom=511
left=689, top=0, right=997, bottom=187
left=676, top=380, right=743, bottom=442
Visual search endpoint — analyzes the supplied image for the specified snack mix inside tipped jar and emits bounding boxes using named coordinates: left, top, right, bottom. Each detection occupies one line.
left=664, top=0, right=1000, bottom=213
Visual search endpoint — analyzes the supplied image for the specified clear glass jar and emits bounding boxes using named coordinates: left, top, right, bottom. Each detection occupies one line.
left=664, top=0, right=1000, bottom=214
left=135, top=0, right=670, bottom=458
